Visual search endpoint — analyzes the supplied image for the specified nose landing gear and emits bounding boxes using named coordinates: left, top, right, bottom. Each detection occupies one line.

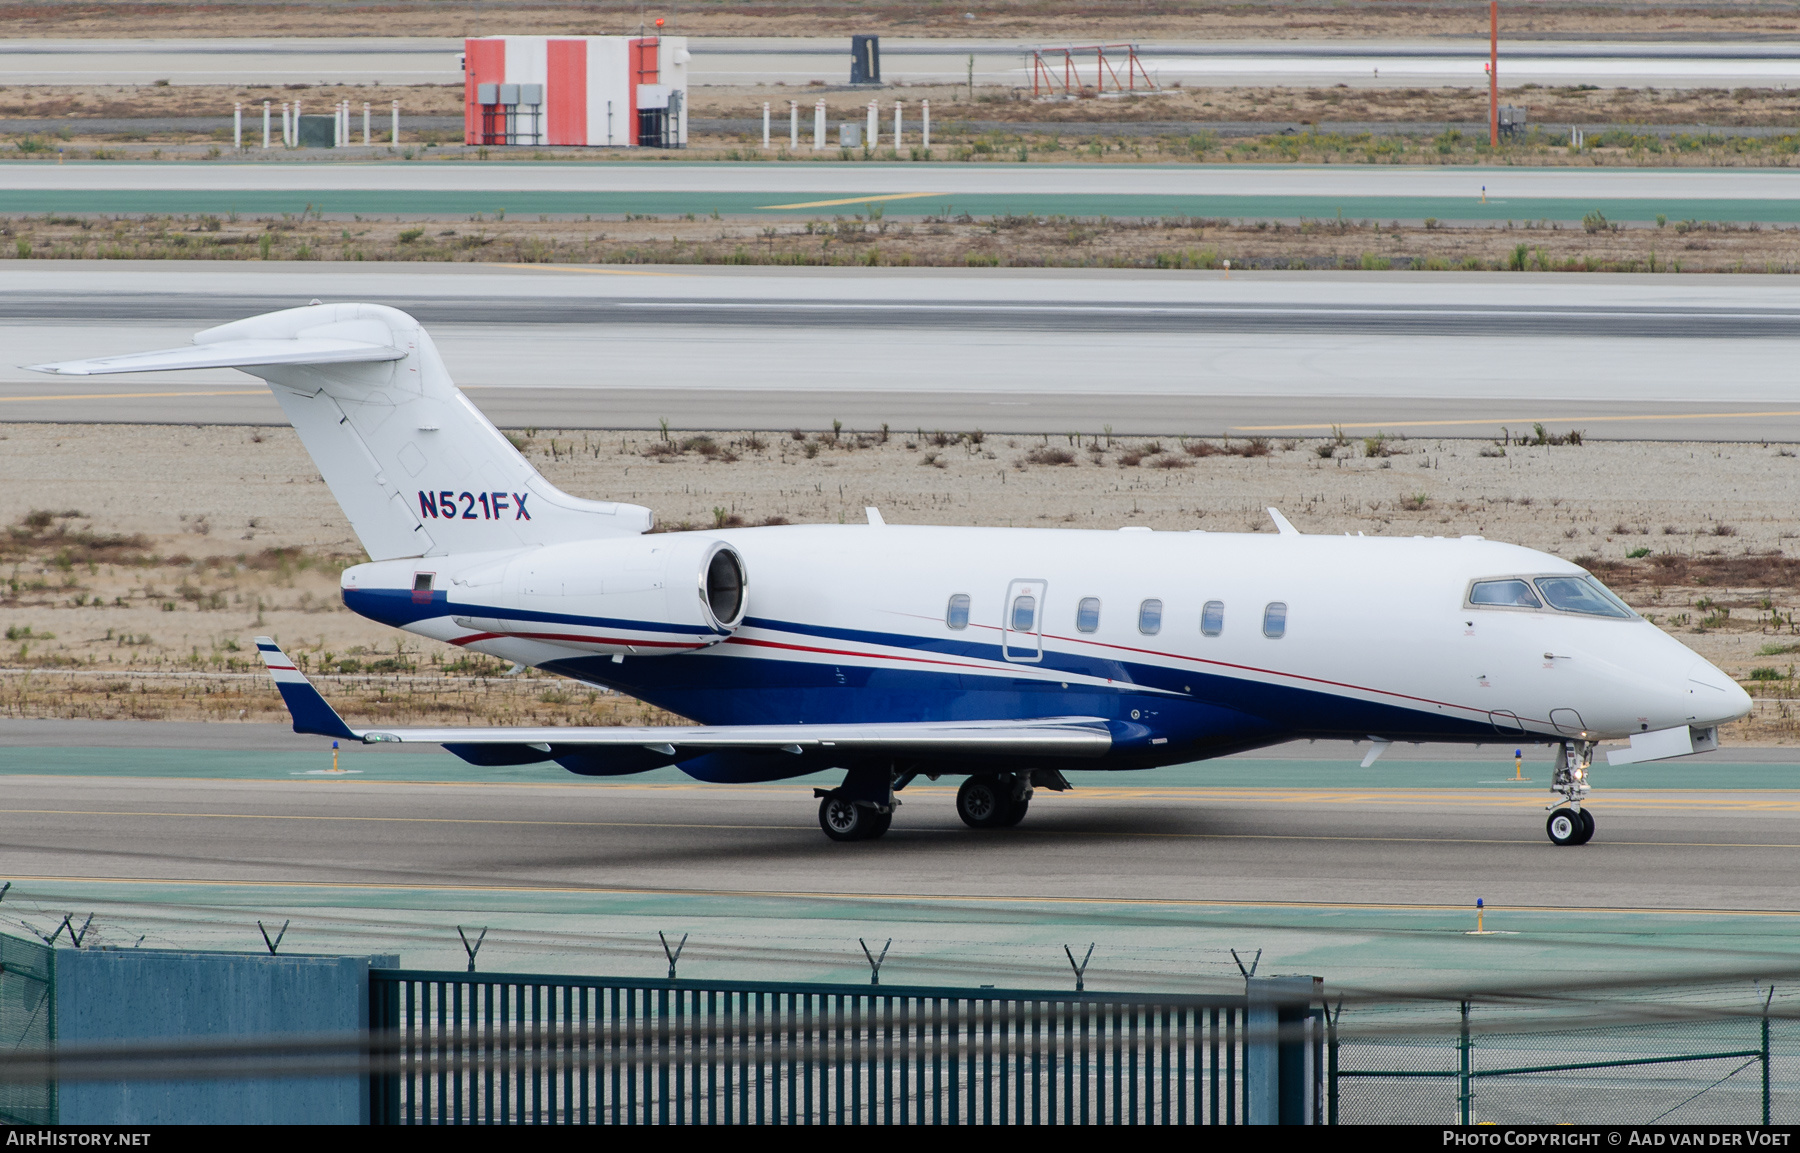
left=1545, top=741, right=1596, bottom=846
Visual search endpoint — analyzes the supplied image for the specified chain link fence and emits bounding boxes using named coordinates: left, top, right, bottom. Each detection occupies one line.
left=1332, top=982, right=1798, bottom=1125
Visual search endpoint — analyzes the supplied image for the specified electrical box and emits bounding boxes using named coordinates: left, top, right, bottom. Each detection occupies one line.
left=464, top=35, right=688, bottom=147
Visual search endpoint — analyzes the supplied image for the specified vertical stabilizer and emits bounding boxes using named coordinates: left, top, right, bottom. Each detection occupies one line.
left=30, top=303, right=653, bottom=561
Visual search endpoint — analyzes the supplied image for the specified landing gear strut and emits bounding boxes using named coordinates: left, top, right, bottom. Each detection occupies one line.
left=956, top=774, right=1032, bottom=829
left=1545, top=741, right=1596, bottom=846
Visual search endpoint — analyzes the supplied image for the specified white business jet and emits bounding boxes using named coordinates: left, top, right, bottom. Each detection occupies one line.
left=30, top=303, right=1752, bottom=844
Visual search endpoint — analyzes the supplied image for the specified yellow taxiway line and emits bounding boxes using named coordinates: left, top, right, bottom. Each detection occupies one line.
left=758, top=192, right=944, bottom=210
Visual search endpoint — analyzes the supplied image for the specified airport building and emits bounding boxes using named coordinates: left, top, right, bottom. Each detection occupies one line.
left=462, top=35, right=689, bottom=148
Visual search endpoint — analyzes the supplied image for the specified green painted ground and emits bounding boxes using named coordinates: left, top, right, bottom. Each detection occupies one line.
left=5, top=873, right=1795, bottom=992
left=0, top=745, right=1790, bottom=789
left=3, top=187, right=1795, bottom=223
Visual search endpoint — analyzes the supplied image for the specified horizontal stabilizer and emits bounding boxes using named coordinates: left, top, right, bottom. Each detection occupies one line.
left=255, top=638, right=1110, bottom=757
left=28, top=338, right=405, bottom=376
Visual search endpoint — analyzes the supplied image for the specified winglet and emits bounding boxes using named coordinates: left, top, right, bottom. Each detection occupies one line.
left=255, top=636, right=359, bottom=740
left=1267, top=507, right=1300, bottom=536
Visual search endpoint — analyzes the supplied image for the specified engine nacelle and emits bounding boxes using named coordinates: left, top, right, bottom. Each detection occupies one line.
left=343, top=535, right=747, bottom=657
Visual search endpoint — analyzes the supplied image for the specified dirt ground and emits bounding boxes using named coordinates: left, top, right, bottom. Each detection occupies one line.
left=6, top=1, right=1798, bottom=42
left=3, top=422, right=1800, bottom=745
left=3, top=211, right=1790, bottom=275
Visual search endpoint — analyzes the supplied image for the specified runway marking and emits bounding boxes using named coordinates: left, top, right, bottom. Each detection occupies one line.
left=7, top=806, right=1800, bottom=848
left=494, top=263, right=681, bottom=277
left=7, top=871, right=1800, bottom=920
left=1233, top=410, right=1800, bottom=432
left=758, top=192, right=945, bottom=210
left=0, top=389, right=264, bottom=403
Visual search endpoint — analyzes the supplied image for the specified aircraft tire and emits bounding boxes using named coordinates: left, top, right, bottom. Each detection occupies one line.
left=819, top=793, right=873, bottom=841
left=1546, top=808, right=1582, bottom=846
left=864, top=808, right=893, bottom=839
left=1000, top=796, right=1030, bottom=827
left=956, top=776, right=1010, bottom=829
left=1573, top=809, right=1596, bottom=845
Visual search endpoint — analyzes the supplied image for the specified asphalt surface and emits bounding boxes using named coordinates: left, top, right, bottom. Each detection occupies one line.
left=8, top=37, right=1800, bottom=88
left=2, top=769, right=1795, bottom=916
left=5, top=263, right=1800, bottom=440
left=8, top=161, right=1799, bottom=223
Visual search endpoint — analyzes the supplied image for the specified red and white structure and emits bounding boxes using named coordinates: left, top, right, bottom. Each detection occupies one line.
left=463, top=35, right=689, bottom=148
left=1028, top=44, right=1156, bottom=98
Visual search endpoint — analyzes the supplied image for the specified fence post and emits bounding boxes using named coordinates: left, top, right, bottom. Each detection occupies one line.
left=1247, top=975, right=1320, bottom=1124
left=1764, top=986, right=1774, bottom=1126
left=1459, top=1000, right=1472, bottom=1125
left=368, top=972, right=401, bottom=1125
left=1327, top=1001, right=1340, bottom=1125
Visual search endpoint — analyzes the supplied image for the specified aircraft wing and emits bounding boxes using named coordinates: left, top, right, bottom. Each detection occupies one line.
left=255, top=638, right=1112, bottom=757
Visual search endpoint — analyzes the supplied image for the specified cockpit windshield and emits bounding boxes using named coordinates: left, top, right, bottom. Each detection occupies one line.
left=1469, top=579, right=1541, bottom=608
left=1468, top=574, right=1637, bottom=619
left=1536, top=575, right=1635, bottom=618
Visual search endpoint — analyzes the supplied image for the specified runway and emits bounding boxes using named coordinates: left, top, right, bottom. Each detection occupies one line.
left=2, top=741, right=1798, bottom=988
left=7, top=37, right=1800, bottom=89
left=7, top=161, right=1800, bottom=224
left=4, top=262, right=1800, bottom=440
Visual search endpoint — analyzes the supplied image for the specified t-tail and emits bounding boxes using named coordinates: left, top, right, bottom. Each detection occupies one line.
left=28, top=303, right=651, bottom=560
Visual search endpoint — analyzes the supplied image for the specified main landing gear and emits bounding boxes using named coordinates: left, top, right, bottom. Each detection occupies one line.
left=1545, top=741, right=1597, bottom=846
left=818, top=792, right=893, bottom=842
left=956, top=773, right=1032, bottom=829
left=814, top=769, right=1069, bottom=841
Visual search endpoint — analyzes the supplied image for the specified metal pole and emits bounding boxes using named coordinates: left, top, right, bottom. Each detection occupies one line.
left=262, top=100, right=270, bottom=149
left=922, top=99, right=930, bottom=150
left=294, top=100, right=301, bottom=145
left=1764, top=986, right=1774, bottom=1125
left=762, top=101, right=770, bottom=149
left=391, top=99, right=399, bottom=146
left=894, top=100, right=902, bottom=147
left=1327, top=1003, right=1339, bottom=1125
left=1459, top=1000, right=1472, bottom=1125
left=867, top=100, right=877, bottom=149
left=364, top=101, right=371, bottom=146
left=813, top=99, right=825, bottom=151
left=1489, top=1, right=1499, bottom=148
left=789, top=100, right=798, bottom=149
left=233, top=103, right=242, bottom=150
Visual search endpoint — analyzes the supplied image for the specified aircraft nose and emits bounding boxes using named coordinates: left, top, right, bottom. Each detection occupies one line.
left=1687, top=659, right=1752, bottom=725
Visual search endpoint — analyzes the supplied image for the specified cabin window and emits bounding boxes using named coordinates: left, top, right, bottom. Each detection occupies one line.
left=1138, top=599, right=1163, bottom=635
left=946, top=593, right=970, bottom=630
left=1536, top=575, right=1634, bottom=619
left=1469, top=578, right=1541, bottom=608
left=1263, top=602, right=1287, bottom=638
left=1011, top=595, right=1037, bottom=632
left=1201, top=600, right=1224, bottom=636
left=1076, top=597, right=1101, bottom=633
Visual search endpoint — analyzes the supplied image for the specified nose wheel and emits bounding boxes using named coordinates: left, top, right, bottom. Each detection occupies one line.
left=1546, top=806, right=1595, bottom=846
left=1545, top=742, right=1597, bottom=846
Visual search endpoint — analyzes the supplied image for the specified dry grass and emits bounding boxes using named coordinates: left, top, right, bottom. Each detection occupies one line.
left=4, top=212, right=1797, bottom=275
left=8, top=1, right=1796, bottom=41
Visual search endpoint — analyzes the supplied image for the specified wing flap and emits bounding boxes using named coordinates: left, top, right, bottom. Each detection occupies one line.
left=362, top=719, right=1112, bottom=756
left=27, top=338, right=406, bottom=376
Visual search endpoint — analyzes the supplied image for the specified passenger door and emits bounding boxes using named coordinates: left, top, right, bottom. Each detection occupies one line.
left=1003, top=579, right=1047, bottom=663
